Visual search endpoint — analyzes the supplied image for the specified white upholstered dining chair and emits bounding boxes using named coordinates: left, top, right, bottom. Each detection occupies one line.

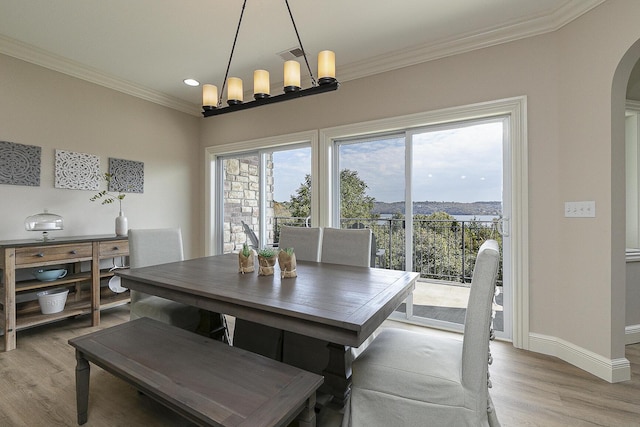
left=320, top=227, right=371, bottom=267
left=233, top=225, right=322, bottom=360
left=129, top=228, right=227, bottom=340
left=343, top=239, right=501, bottom=427
left=282, top=227, right=372, bottom=376
left=278, top=225, right=322, bottom=262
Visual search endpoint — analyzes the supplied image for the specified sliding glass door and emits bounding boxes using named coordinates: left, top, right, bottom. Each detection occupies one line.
left=336, top=134, right=406, bottom=268
left=334, top=118, right=509, bottom=333
left=408, top=119, right=506, bottom=331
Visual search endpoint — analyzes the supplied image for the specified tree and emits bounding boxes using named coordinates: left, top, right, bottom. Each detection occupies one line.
left=288, top=174, right=312, bottom=219
left=287, top=169, right=376, bottom=221
left=339, top=169, right=376, bottom=220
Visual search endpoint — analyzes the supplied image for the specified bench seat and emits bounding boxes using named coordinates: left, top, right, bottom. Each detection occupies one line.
left=68, top=317, right=323, bottom=427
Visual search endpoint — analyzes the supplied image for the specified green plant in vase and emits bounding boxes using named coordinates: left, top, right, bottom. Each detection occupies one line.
left=257, top=246, right=278, bottom=276
left=278, top=247, right=297, bottom=278
left=238, top=243, right=255, bottom=274
left=281, top=247, right=294, bottom=256
left=90, top=173, right=128, bottom=236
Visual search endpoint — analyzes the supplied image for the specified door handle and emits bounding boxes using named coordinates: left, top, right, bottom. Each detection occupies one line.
left=498, top=218, right=509, bottom=237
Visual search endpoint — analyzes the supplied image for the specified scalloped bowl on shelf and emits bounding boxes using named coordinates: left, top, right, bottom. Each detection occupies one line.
left=33, top=269, right=67, bottom=282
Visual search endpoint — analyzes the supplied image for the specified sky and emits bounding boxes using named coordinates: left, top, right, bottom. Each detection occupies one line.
left=273, top=121, right=503, bottom=204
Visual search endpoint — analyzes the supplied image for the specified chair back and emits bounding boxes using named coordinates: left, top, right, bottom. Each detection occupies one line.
left=129, top=228, right=184, bottom=268
left=241, top=221, right=259, bottom=249
left=321, top=227, right=371, bottom=267
left=461, top=239, right=500, bottom=393
left=278, top=226, right=322, bottom=262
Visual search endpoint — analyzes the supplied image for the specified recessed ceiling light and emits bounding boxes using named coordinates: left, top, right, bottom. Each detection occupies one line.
left=183, top=78, right=200, bottom=87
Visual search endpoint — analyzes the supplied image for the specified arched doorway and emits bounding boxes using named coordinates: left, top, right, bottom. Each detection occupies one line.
left=612, top=38, right=640, bottom=360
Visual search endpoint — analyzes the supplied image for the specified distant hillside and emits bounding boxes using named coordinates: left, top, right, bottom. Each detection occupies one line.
left=372, top=201, right=502, bottom=216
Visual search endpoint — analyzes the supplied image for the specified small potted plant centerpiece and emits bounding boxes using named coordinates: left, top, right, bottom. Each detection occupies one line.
left=238, top=243, right=255, bottom=274
left=278, top=247, right=297, bottom=278
left=257, top=246, right=278, bottom=276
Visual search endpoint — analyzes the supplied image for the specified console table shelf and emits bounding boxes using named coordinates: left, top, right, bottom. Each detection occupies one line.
left=15, top=273, right=92, bottom=292
left=17, top=301, right=92, bottom=329
left=0, top=235, right=130, bottom=351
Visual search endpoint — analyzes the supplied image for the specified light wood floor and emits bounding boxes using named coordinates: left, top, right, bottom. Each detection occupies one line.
left=1, top=306, right=639, bottom=427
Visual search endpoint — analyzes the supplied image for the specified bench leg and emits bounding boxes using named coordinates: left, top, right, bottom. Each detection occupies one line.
left=75, top=350, right=90, bottom=425
left=296, top=393, right=317, bottom=427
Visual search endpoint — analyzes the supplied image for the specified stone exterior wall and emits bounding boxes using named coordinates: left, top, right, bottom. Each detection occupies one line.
left=222, top=154, right=274, bottom=253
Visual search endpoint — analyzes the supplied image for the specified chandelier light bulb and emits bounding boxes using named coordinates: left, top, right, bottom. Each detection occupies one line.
left=318, top=50, right=336, bottom=85
left=227, top=77, right=243, bottom=105
left=202, top=84, right=218, bottom=110
left=254, top=70, right=270, bottom=99
left=284, top=60, right=301, bottom=92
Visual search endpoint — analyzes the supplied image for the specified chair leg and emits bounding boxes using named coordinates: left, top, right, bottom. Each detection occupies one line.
left=198, top=310, right=230, bottom=343
left=209, top=314, right=230, bottom=343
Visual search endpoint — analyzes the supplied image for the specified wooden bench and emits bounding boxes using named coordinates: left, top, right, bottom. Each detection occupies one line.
left=68, top=317, right=323, bottom=426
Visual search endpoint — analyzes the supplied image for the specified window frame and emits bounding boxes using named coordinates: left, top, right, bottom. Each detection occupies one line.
left=204, top=130, right=319, bottom=255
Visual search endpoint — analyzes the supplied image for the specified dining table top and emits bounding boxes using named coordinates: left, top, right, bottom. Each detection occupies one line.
left=117, top=253, right=418, bottom=347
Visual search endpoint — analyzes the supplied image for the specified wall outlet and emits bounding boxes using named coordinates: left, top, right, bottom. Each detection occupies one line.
left=564, top=201, right=596, bottom=218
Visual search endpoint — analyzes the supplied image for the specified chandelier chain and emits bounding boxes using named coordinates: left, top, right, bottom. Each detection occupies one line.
left=284, top=0, right=317, bottom=87
left=219, top=0, right=248, bottom=108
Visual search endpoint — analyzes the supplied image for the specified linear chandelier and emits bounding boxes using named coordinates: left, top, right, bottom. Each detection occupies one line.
left=201, top=0, right=338, bottom=117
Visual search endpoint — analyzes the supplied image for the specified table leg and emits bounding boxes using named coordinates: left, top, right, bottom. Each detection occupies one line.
left=322, top=343, right=352, bottom=407
left=296, top=392, right=317, bottom=427
left=75, top=349, right=90, bottom=425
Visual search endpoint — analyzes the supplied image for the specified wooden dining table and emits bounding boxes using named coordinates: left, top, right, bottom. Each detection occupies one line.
left=117, top=253, right=418, bottom=406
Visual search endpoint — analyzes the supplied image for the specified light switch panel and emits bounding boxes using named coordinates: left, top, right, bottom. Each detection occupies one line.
left=564, top=201, right=596, bottom=218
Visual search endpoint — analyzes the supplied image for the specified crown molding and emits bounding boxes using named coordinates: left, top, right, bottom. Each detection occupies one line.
left=338, top=0, right=606, bottom=83
left=0, top=1, right=604, bottom=117
left=0, top=34, right=201, bottom=116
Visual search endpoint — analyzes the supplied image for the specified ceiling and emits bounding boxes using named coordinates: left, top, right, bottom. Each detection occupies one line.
left=0, top=0, right=606, bottom=116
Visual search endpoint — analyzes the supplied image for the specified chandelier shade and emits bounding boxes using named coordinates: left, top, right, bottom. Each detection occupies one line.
left=202, top=84, right=218, bottom=108
left=318, top=50, right=336, bottom=84
left=253, top=70, right=270, bottom=99
left=201, top=0, right=338, bottom=117
left=227, top=77, right=244, bottom=105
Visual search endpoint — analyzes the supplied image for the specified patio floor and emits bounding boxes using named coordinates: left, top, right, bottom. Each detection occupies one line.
left=412, top=280, right=503, bottom=312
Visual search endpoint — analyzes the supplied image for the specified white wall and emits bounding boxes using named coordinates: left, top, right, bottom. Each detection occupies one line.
left=199, top=0, right=640, bottom=380
left=0, top=54, right=203, bottom=258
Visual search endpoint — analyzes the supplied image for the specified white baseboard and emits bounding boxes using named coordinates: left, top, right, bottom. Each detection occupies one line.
left=626, top=324, right=640, bottom=345
left=529, top=333, right=630, bottom=383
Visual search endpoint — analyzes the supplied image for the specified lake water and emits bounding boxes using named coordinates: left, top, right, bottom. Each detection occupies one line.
left=379, top=213, right=499, bottom=222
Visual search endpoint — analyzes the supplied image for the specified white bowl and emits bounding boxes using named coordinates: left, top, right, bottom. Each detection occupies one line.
left=36, top=288, right=69, bottom=314
left=34, top=269, right=67, bottom=281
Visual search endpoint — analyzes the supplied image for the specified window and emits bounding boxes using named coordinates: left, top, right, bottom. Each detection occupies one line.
left=204, top=131, right=318, bottom=255
left=333, top=119, right=506, bottom=332
left=321, top=97, right=528, bottom=342
left=204, top=97, right=527, bottom=344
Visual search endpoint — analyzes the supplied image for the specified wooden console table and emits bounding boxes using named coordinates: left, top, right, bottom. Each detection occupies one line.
left=0, top=235, right=129, bottom=352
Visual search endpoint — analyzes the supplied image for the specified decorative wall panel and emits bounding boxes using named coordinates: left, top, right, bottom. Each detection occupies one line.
left=55, top=149, right=100, bottom=190
left=0, top=141, right=41, bottom=186
left=108, top=158, right=144, bottom=193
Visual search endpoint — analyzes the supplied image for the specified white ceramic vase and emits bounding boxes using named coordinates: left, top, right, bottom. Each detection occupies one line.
left=115, top=211, right=128, bottom=236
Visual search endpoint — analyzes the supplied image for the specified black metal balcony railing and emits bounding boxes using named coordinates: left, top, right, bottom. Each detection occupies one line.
left=273, top=216, right=503, bottom=286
